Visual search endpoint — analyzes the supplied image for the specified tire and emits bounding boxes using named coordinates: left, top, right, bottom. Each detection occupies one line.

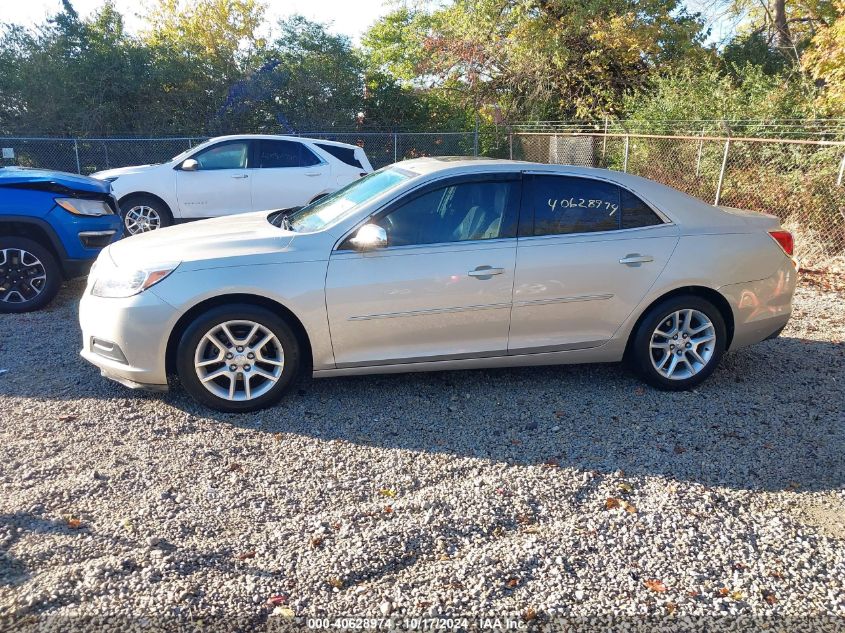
left=0, top=236, right=62, bottom=313
left=119, top=194, right=173, bottom=235
left=176, top=304, right=301, bottom=413
left=629, top=295, right=727, bottom=391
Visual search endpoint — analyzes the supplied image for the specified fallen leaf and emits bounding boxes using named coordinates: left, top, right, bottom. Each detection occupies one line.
left=644, top=579, right=667, bottom=593
left=438, top=553, right=451, bottom=561
left=236, top=550, right=256, bottom=560
left=227, top=462, right=243, bottom=472
left=732, top=562, right=748, bottom=571
left=770, top=571, right=785, bottom=580
left=378, top=488, right=397, bottom=498
left=506, top=578, right=520, bottom=588
left=666, top=602, right=677, bottom=614
left=267, top=594, right=288, bottom=606
left=275, top=607, right=295, bottom=618
left=66, top=517, right=82, bottom=529
left=731, top=590, right=743, bottom=600
left=330, top=522, right=341, bottom=531
left=523, top=607, right=537, bottom=622
left=718, top=587, right=729, bottom=597
left=310, top=536, right=324, bottom=548
left=445, top=580, right=464, bottom=589
left=762, top=590, right=777, bottom=605
left=673, top=445, right=687, bottom=454
left=688, top=590, right=700, bottom=598
left=327, top=577, right=344, bottom=589
left=618, top=482, right=633, bottom=494
left=416, top=601, right=432, bottom=609
left=516, top=513, right=533, bottom=525
left=58, top=414, right=77, bottom=422
left=383, top=505, right=393, bottom=514
left=605, top=497, right=621, bottom=510
left=623, top=501, right=638, bottom=514
left=273, top=433, right=283, bottom=442
left=544, top=457, right=560, bottom=467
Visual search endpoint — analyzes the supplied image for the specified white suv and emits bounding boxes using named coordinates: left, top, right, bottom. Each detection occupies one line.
left=91, top=134, right=373, bottom=235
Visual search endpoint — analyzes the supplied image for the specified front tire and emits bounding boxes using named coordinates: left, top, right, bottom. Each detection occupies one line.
left=176, top=304, right=301, bottom=412
left=120, top=195, right=173, bottom=235
left=0, top=237, right=62, bottom=313
left=629, top=295, right=727, bottom=391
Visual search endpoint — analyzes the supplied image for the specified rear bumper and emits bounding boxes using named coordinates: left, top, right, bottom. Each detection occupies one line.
left=719, top=258, right=797, bottom=350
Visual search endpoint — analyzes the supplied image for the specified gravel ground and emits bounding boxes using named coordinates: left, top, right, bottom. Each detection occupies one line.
left=0, top=274, right=843, bottom=631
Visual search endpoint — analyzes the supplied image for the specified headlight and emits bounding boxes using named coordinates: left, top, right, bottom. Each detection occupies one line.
left=56, top=197, right=114, bottom=216
left=91, top=262, right=180, bottom=298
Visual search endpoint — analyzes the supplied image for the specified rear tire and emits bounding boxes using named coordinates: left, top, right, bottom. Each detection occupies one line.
left=176, top=304, right=301, bottom=413
left=119, top=194, right=173, bottom=235
left=0, top=237, right=62, bottom=313
left=629, top=295, right=727, bottom=391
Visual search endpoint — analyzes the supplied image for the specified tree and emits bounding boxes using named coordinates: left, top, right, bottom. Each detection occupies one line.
left=804, top=0, right=845, bottom=113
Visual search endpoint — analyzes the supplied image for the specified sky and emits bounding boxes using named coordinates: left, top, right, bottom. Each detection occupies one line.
left=0, top=0, right=394, bottom=41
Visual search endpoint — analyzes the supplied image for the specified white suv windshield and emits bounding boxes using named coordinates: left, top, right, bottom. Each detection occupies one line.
left=287, top=168, right=411, bottom=232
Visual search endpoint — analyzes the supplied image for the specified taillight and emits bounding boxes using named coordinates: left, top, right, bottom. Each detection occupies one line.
left=768, top=230, right=793, bottom=256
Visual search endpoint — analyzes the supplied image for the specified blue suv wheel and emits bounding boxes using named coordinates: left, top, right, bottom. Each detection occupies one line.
left=0, top=236, right=61, bottom=312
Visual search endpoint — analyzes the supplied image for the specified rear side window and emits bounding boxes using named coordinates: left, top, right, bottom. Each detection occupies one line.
left=621, top=189, right=663, bottom=228
left=258, top=140, right=321, bottom=168
left=527, top=175, right=620, bottom=236
left=316, top=143, right=364, bottom=169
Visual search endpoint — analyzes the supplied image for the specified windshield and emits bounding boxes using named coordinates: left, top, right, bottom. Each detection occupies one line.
left=284, top=168, right=411, bottom=233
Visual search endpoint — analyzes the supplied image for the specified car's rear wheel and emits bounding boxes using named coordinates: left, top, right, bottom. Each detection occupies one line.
left=120, top=195, right=173, bottom=235
left=0, top=237, right=61, bottom=313
left=176, top=304, right=300, bottom=412
left=629, top=295, right=727, bottom=391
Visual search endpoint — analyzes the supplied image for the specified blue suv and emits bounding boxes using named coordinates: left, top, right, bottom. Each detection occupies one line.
left=0, top=167, right=123, bottom=312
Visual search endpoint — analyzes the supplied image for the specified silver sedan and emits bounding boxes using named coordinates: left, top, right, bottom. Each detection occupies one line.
left=79, top=158, right=797, bottom=412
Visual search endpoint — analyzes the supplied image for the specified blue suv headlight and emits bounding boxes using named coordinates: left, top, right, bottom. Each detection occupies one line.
left=56, top=197, right=114, bottom=216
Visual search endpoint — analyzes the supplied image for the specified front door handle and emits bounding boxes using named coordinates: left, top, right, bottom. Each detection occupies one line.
left=231, top=174, right=249, bottom=179
left=619, top=254, right=654, bottom=266
left=468, top=266, right=505, bottom=278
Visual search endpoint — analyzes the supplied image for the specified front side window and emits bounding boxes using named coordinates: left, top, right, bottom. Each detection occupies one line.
left=259, top=140, right=321, bottom=168
left=192, top=141, right=249, bottom=170
left=375, top=180, right=519, bottom=247
left=528, top=175, right=620, bottom=236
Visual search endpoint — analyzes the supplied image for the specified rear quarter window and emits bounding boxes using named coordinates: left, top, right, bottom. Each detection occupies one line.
left=528, top=175, right=620, bottom=236
left=316, top=143, right=364, bottom=169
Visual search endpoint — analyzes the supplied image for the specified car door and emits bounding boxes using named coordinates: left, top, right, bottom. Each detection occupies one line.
left=175, top=140, right=252, bottom=218
left=250, top=140, right=331, bottom=211
left=325, top=175, right=522, bottom=368
left=508, top=173, right=680, bottom=353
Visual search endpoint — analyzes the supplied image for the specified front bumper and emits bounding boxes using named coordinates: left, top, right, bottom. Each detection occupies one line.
left=719, top=257, right=797, bottom=350
left=79, top=284, right=178, bottom=390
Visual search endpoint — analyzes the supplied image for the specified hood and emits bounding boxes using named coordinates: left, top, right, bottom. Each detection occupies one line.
left=91, top=163, right=161, bottom=180
left=107, top=211, right=296, bottom=268
left=0, top=166, right=111, bottom=195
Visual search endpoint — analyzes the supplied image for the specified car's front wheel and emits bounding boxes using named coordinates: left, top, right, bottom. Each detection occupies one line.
left=629, top=295, right=727, bottom=391
left=176, top=304, right=301, bottom=412
left=120, top=195, right=173, bottom=235
left=0, top=237, right=62, bottom=313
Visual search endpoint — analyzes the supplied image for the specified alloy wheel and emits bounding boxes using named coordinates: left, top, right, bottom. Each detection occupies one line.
left=124, top=205, right=161, bottom=234
left=0, top=248, right=47, bottom=304
left=193, top=320, right=285, bottom=402
left=649, top=309, right=716, bottom=380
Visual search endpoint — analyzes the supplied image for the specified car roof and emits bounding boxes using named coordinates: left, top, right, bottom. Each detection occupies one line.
left=397, top=156, right=721, bottom=227
left=206, top=134, right=360, bottom=151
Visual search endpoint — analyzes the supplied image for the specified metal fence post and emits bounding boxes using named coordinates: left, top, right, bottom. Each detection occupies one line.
left=393, top=133, right=398, bottom=163
left=623, top=135, right=629, bottom=173
left=73, top=139, right=81, bottom=174
left=695, top=129, right=704, bottom=177
left=509, top=130, right=513, bottom=160
left=601, top=116, right=608, bottom=163
left=714, top=139, right=731, bottom=206
left=837, top=150, right=845, bottom=187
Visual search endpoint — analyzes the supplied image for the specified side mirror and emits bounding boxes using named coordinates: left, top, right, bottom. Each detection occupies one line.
left=350, top=224, right=387, bottom=250
left=180, top=158, right=199, bottom=171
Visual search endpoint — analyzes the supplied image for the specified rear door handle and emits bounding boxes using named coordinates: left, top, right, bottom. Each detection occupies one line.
left=619, top=254, right=654, bottom=266
left=468, top=266, right=505, bottom=278
left=231, top=174, right=248, bottom=179
left=305, top=172, right=321, bottom=177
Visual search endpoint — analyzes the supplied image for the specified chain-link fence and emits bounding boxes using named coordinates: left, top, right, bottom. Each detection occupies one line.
left=513, top=132, right=845, bottom=268
left=0, top=132, right=477, bottom=175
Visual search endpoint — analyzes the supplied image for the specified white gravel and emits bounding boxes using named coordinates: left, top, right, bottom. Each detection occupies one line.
left=0, top=276, right=843, bottom=631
